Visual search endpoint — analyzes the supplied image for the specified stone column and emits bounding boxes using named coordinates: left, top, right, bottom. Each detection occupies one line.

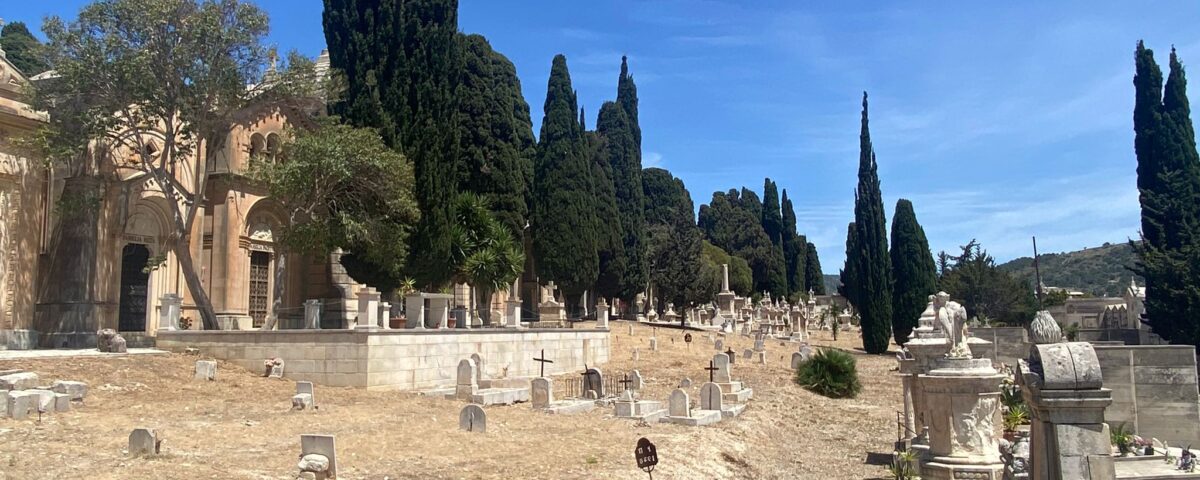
left=303, top=299, right=322, bottom=329
left=354, top=287, right=380, bottom=330
left=596, top=298, right=609, bottom=329
left=159, top=294, right=182, bottom=331
left=1017, top=342, right=1114, bottom=480
left=721, top=263, right=730, bottom=292
left=917, top=356, right=1005, bottom=479
left=378, top=302, right=391, bottom=329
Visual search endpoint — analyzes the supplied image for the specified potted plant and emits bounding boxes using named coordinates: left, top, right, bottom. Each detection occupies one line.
left=1111, top=423, right=1134, bottom=456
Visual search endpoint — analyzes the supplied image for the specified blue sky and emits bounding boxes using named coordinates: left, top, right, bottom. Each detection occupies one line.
left=7, top=1, right=1200, bottom=273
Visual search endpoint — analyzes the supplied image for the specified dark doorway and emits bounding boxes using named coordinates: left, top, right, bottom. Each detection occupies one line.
left=248, top=251, right=270, bottom=327
left=118, top=244, right=151, bottom=332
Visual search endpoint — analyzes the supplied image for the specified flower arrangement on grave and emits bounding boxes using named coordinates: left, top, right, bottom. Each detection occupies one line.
left=179, top=316, right=193, bottom=330
left=263, top=357, right=283, bottom=376
left=999, top=377, right=1030, bottom=440
left=1131, top=436, right=1153, bottom=456
left=1110, top=423, right=1134, bottom=456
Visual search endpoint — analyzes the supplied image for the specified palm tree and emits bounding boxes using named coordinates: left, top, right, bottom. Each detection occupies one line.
left=449, top=193, right=524, bottom=325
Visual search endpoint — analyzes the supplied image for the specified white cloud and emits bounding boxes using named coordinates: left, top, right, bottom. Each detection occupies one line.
left=643, top=151, right=665, bottom=168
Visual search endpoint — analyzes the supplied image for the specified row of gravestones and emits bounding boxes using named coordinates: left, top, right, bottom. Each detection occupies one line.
left=127, top=428, right=338, bottom=479
left=1, top=371, right=88, bottom=420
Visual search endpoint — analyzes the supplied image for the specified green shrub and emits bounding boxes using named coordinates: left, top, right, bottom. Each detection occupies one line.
left=794, top=348, right=862, bottom=398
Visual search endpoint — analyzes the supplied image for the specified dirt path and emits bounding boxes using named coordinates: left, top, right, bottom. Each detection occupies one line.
left=0, top=323, right=900, bottom=479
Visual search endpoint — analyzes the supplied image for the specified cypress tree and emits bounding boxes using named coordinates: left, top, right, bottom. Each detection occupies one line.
left=805, top=241, right=826, bottom=295
left=643, top=168, right=705, bottom=311
left=839, top=222, right=859, bottom=307
left=889, top=199, right=937, bottom=345
left=781, top=189, right=808, bottom=296
left=1133, top=44, right=1200, bottom=346
left=0, top=22, right=47, bottom=75
left=597, top=100, right=647, bottom=304
left=532, top=55, right=598, bottom=308
left=609, top=59, right=648, bottom=307
left=698, top=189, right=777, bottom=296
left=851, top=92, right=893, bottom=354
left=323, top=0, right=462, bottom=288
left=761, top=179, right=788, bottom=297
left=456, top=34, right=534, bottom=235
left=587, top=105, right=626, bottom=300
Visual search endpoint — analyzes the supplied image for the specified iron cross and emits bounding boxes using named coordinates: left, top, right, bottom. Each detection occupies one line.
left=619, top=373, right=633, bottom=391
left=533, top=349, right=553, bottom=377
left=704, top=360, right=718, bottom=383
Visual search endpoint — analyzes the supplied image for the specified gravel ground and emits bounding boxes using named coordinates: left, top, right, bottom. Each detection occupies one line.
left=0, top=323, right=901, bottom=479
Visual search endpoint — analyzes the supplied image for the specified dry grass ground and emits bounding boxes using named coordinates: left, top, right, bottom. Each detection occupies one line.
left=0, top=323, right=901, bottom=479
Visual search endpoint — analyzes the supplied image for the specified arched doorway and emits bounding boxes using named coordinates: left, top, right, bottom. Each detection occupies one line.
left=118, top=243, right=151, bottom=332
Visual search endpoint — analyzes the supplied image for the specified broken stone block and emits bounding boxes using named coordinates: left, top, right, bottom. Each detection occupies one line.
left=128, top=428, right=160, bottom=456
left=7, top=391, right=37, bottom=420
left=26, top=389, right=56, bottom=413
left=0, top=372, right=39, bottom=391
left=297, top=453, right=330, bottom=473
left=53, top=393, right=71, bottom=412
left=50, top=380, right=88, bottom=401
left=292, top=393, right=314, bottom=410
left=110, top=335, right=127, bottom=353
left=194, top=360, right=217, bottom=381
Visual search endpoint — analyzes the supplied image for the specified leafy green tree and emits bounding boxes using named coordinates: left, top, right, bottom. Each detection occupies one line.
left=1, top=22, right=47, bottom=75
left=702, top=241, right=753, bottom=295
left=249, top=119, right=420, bottom=326
left=532, top=54, right=597, bottom=310
left=643, top=168, right=706, bottom=312
left=33, top=0, right=274, bottom=330
left=781, top=189, right=808, bottom=295
left=849, top=92, right=894, bottom=354
left=323, top=0, right=462, bottom=289
left=698, top=188, right=779, bottom=295
left=448, top=193, right=524, bottom=325
left=889, top=199, right=937, bottom=345
left=805, top=241, right=826, bottom=295
left=455, top=33, right=534, bottom=235
left=938, top=240, right=1036, bottom=326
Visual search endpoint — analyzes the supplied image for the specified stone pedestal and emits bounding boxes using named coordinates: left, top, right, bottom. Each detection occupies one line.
left=1017, top=342, right=1114, bottom=480
left=378, top=302, right=391, bottom=329
left=158, top=294, right=182, bottom=331
left=505, top=299, right=523, bottom=328
left=918, top=357, right=1005, bottom=480
left=596, top=299, right=609, bottom=329
left=354, top=288, right=381, bottom=330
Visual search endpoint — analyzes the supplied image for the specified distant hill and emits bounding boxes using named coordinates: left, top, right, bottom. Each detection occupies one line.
left=997, top=242, right=1140, bottom=297
left=823, top=274, right=841, bottom=296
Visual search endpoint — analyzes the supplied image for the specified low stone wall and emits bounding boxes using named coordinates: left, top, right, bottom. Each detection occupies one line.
left=966, top=327, right=1029, bottom=367
left=1095, top=345, right=1200, bottom=445
left=157, top=328, right=611, bottom=390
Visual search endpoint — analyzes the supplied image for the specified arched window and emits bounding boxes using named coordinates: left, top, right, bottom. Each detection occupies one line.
left=265, top=133, right=281, bottom=163
left=248, top=133, right=266, bottom=166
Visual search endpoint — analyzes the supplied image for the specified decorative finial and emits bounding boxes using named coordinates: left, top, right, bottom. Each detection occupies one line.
left=1029, top=310, right=1062, bottom=345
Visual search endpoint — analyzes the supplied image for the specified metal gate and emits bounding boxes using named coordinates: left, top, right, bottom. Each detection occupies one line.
left=249, top=251, right=270, bottom=327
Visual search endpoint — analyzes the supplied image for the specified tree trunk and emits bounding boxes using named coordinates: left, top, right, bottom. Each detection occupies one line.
left=171, top=238, right=218, bottom=330
left=476, top=286, right=494, bottom=326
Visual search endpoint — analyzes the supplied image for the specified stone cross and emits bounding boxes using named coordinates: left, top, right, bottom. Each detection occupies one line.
left=704, top=360, right=718, bottom=383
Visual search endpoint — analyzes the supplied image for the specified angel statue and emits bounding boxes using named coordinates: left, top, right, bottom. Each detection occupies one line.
left=933, top=291, right=971, bottom=359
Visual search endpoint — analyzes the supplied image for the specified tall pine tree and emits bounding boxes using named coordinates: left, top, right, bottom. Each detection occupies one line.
left=323, top=0, right=461, bottom=288
left=0, top=22, right=47, bottom=75
left=456, top=34, right=534, bottom=235
left=805, top=241, right=826, bottom=295
left=532, top=55, right=598, bottom=309
left=889, top=199, right=937, bottom=345
left=850, top=92, right=893, bottom=354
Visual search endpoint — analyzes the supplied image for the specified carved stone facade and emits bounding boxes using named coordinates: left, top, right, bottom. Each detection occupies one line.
left=0, top=51, right=358, bottom=349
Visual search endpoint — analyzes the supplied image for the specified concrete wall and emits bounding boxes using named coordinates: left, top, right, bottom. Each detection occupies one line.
left=157, top=328, right=610, bottom=390
left=1094, top=345, right=1200, bottom=445
left=967, top=327, right=1029, bottom=367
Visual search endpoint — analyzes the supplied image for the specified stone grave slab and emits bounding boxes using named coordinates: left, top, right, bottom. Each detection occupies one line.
left=194, top=360, right=216, bottom=381
left=128, top=428, right=160, bottom=456
left=531, top=377, right=594, bottom=415
left=50, top=381, right=88, bottom=401
left=299, top=434, right=338, bottom=479
left=661, top=388, right=721, bottom=427
left=613, top=391, right=667, bottom=422
left=0, top=372, right=38, bottom=391
left=6, top=391, right=36, bottom=420
left=450, top=357, right=530, bottom=406
left=459, top=404, right=486, bottom=433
